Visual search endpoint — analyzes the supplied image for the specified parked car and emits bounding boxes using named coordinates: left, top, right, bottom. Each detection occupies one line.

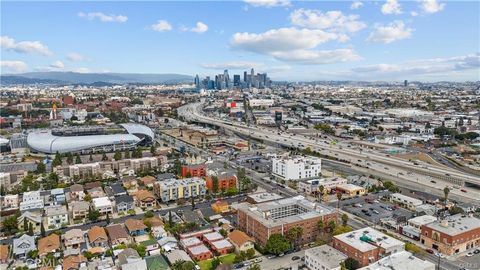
left=426, top=249, right=434, bottom=254
left=292, top=256, right=300, bottom=261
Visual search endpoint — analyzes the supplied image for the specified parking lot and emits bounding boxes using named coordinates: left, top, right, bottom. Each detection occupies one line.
left=340, top=191, right=414, bottom=224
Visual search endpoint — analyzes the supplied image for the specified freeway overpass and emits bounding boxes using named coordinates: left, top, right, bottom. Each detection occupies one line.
left=178, top=102, right=480, bottom=197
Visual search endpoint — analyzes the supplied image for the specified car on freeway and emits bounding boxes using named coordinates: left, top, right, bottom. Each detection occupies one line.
left=466, top=252, right=474, bottom=257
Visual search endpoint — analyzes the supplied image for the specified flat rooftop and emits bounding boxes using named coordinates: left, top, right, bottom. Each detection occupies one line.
left=211, top=239, right=233, bottom=250
left=305, top=245, right=347, bottom=269
left=180, top=237, right=202, bottom=247
left=188, top=244, right=211, bottom=255
left=359, top=251, right=435, bottom=270
left=247, top=192, right=283, bottom=203
left=408, top=215, right=437, bottom=226
left=334, top=227, right=404, bottom=253
left=425, top=214, right=480, bottom=236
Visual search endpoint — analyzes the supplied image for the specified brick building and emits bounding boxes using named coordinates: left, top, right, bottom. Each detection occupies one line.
left=205, top=173, right=237, bottom=191
left=420, top=214, right=480, bottom=255
left=181, top=164, right=207, bottom=178
left=234, top=196, right=337, bottom=246
left=332, top=227, right=404, bottom=267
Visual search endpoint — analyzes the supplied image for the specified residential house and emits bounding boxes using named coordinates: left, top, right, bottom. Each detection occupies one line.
left=105, top=182, right=127, bottom=199
left=92, top=197, right=113, bottom=215
left=19, top=191, right=44, bottom=211
left=45, top=205, right=69, bottom=229
left=17, top=211, right=42, bottom=234
left=139, top=176, right=156, bottom=187
left=140, top=239, right=160, bottom=256
left=38, top=234, right=61, bottom=257
left=87, top=187, right=106, bottom=199
left=64, top=229, right=85, bottom=250
left=125, top=219, right=147, bottom=236
left=84, top=181, right=102, bottom=190
left=134, top=190, right=156, bottom=209
left=62, top=255, right=88, bottom=270
left=105, top=224, right=131, bottom=246
left=69, top=184, right=85, bottom=201
left=158, top=236, right=178, bottom=252
left=13, top=234, right=36, bottom=259
left=146, top=217, right=167, bottom=239
left=115, top=194, right=135, bottom=213
left=87, top=226, right=109, bottom=248
left=122, top=176, right=138, bottom=192
left=228, top=230, right=255, bottom=254
left=50, top=188, right=66, bottom=203
left=145, top=254, right=169, bottom=270
left=71, top=201, right=89, bottom=220
left=118, top=248, right=147, bottom=270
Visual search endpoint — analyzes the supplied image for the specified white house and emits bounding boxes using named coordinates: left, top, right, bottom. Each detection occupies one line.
left=45, top=205, right=69, bottom=229
left=92, top=197, right=113, bottom=215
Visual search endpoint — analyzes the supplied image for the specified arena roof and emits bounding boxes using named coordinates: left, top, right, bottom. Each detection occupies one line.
left=27, top=123, right=153, bottom=154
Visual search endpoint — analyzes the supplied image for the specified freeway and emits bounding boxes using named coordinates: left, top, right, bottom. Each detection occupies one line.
left=178, top=102, right=480, bottom=203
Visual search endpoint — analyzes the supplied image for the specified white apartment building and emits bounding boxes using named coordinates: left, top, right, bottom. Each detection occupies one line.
left=2, top=194, right=19, bottom=209
left=272, top=156, right=322, bottom=181
left=20, top=191, right=44, bottom=211
left=67, top=162, right=101, bottom=178
left=45, top=205, right=69, bottom=228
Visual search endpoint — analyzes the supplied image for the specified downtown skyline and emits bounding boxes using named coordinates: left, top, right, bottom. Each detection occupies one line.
left=1, top=0, right=479, bottom=82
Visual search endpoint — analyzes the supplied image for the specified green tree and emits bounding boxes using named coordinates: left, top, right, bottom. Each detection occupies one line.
left=28, top=223, right=34, bottom=236
left=328, top=220, right=337, bottom=234
left=336, top=192, right=343, bottom=209
left=383, top=181, right=399, bottom=193
left=219, top=228, right=227, bottom=238
left=265, top=233, right=290, bottom=255
left=84, top=194, right=92, bottom=202
left=211, top=257, right=221, bottom=270
left=344, top=258, right=360, bottom=270
left=124, top=150, right=130, bottom=159
left=286, top=227, right=303, bottom=249
left=2, top=214, right=18, bottom=235
left=89, top=153, right=94, bottom=162
left=36, top=162, right=46, bottom=174
left=211, top=176, right=219, bottom=193
left=191, top=195, right=195, bottom=210
left=106, top=213, right=110, bottom=224
left=246, top=264, right=261, bottom=270
left=52, top=152, right=62, bottom=167
left=87, top=206, right=100, bottom=221
left=341, top=213, right=349, bottom=227
left=75, top=154, right=82, bottom=164
left=144, top=210, right=154, bottom=218
left=40, top=223, right=46, bottom=237
left=101, top=152, right=108, bottom=161
left=66, top=152, right=74, bottom=164
left=113, top=150, right=122, bottom=161
left=443, top=187, right=450, bottom=202
left=168, top=210, right=173, bottom=227
left=171, top=260, right=195, bottom=270
left=150, top=145, right=156, bottom=155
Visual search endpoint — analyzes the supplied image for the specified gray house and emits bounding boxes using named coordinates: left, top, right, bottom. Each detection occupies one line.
left=115, top=194, right=135, bottom=213
left=13, top=234, right=36, bottom=258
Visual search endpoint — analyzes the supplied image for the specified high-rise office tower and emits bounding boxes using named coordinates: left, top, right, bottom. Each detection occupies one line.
left=224, top=69, right=230, bottom=88
left=243, top=71, right=247, bottom=82
left=404, top=80, right=408, bottom=87
left=233, top=75, right=240, bottom=86
left=194, top=74, right=200, bottom=89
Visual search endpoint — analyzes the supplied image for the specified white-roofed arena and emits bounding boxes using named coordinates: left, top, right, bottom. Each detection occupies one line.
left=27, top=123, right=154, bottom=154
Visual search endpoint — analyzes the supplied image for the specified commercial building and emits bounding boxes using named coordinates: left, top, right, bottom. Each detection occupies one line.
left=305, top=245, right=347, bottom=270
left=246, top=192, right=283, bottom=204
left=298, top=177, right=348, bottom=195
left=332, top=227, right=405, bottom=267
left=389, top=193, right=423, bottom=211
left=27, top=123, right=154, bottom=154
left=359, top=250, right=435, bottom=270
left=420, top=214, right=480, bottom=255
left=336, top=183, right=366, bottom=197
left=234, top=196, right=337, bottom=246
left=248, top=99, right=275, bottom=107
left=271, top=156, right=322, bottom=181
left=401, top=215, right=437, bottom=240
left=153, top=177, right=206, bottom=202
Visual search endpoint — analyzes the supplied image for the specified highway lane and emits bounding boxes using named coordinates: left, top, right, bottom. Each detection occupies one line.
left=178, top=102, right=480, bottom=203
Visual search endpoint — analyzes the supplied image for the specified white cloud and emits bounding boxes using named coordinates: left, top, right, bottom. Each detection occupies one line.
left=151, top=20, right=173, bottom=32
left=351, top=1, right=363, bottom=10
left=367, top=21, right=412, bottom=44
left=270, top=49, right=361, bottom=64
left=231, top=28, right=360, bottom=64
left=381, top=0, right=402, bottom=15
left=0, top=36, right=52, bottom=56
left=243, top=0, right=290, bottom=8
left=232, top=27, right=341, bottom=54
left=410, top=11, right=419, bottom=17
left=348, top=53, right=480, bottom=78
left=420, top=0, right=445, bottom=14
left=50, top=60, right=65, bottom=69
left=78, top=12, right=128, bottom=23
left=1, top=60, right=28, bottom=73
left=67, top=52, right=87, bottom=62
left=189, top=22, right=209, bottom=33
left=201, top=61, right=265, bottom=70
left=289, top=9, right=367, bottom=33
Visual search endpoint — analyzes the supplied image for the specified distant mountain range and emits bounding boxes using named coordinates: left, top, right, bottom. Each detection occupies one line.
left=0, top=72, right=193, bottom=85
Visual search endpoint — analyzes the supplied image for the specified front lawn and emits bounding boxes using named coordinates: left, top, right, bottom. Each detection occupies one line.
left=198, top=254, right=236, bottom=270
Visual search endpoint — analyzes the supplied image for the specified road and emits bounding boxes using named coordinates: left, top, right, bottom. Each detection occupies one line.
left=177, top=102, right=480, bottom=204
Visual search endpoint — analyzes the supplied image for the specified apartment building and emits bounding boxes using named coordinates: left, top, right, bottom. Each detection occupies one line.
left=420, top=214, right=480, bottom=255
left=153, top=177, right=206, bottom=202
left=181, top=164, right=207, bottom=178
left=332, top=227, right=405, bottom=267
left=205, top=173, right=237, bottom=191
left=271, top=156, right=322, bottom=181
left=234, top=196, right=337, bottom=246
left=305, top=245, right=347, bottom=270
left=44, top=205, right=69, bottom=229
left=389, top=193, right=423, bottom=211
left=19, top=191, right=44, bottom=211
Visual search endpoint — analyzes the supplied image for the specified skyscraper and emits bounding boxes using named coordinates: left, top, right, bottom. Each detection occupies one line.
left=194, top=74, right=200, bottom=89
left=224, top=69, right=230, bottom=88
left=243, top=71, right=247, bottom=82
left=233, top=75, right=240, bottom=86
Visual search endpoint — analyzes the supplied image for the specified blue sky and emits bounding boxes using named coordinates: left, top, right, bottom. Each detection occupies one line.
left=1, top=0, right=479, bottom=81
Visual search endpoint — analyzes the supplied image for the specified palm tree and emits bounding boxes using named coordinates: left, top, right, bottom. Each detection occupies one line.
left=443, top=187, right=450, bottom=203
left=317, top=220, right=324, bottom=239
left=318, top=185, right=325, bottom=201
left=336, top=192, right=343, bottom=209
